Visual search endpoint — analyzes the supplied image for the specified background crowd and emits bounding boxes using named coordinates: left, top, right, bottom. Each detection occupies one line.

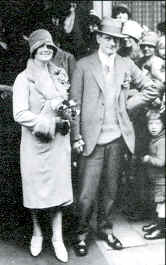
left=0, top=0, right=165, bottom=258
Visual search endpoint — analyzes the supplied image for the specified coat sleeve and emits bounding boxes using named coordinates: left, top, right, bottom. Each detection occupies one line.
left=69, top=61, right=84, bottom=141
left=151, top=57, right=165, bottom=83
left=13, top=72, right=38, bottom=130
left=148, top=138, right=165, bottom=167
left=127, top=60, right=160, bottom=111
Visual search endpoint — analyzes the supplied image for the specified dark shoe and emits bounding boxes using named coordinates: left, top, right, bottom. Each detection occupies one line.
left=144, top=229, right=165, bottom=240
left=74, top=240, right=88, bottom=256
left=102, top=233, right=123, bottom=250
left=142, top=223, right=158, bottom=232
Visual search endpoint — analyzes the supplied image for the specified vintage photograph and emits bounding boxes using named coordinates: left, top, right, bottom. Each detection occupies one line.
left=0, top=1, right=165, bottom=264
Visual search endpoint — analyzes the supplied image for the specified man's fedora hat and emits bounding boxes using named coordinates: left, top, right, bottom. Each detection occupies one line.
left=95, top=17, right=125, bottom=38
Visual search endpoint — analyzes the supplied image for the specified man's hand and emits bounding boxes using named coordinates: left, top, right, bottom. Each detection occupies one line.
left=73, top=139, right=85, bottom=154
left=142, top=155, right=150, bottom=163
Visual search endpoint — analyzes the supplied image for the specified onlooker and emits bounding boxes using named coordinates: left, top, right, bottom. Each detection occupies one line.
left=13, top=29, right=74, bottom=262
left=138, top=31, right=164, bottom=83
left=51, top=46, right=76, bottom=82
left=70, top=17, right=160, bottom=256
left=142, top=108, right=165, bottom=240
left=156, top=35, right=165, bottom=61
left=125, top=31, right=165, bottom=221
left=57, top=1, right=87, bottom=59
left=119, top=19, right=143, bottom=62
left=81, top=10, right=101, bottom=55
left=157, top=21, right=165, bottom=36
left=112, top=3, right=131, bottom=23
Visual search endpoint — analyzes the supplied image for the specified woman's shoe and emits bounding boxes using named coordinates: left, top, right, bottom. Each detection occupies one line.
left=142, top=223, right=158, bottom=232
left=52, top=239, right=68, bottom=263
left=30, top=236, right=43, bottom=257
left=144, top=229, right=165, bottom=240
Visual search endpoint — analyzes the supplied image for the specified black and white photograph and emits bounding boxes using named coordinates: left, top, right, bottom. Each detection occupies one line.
left=0, top=1, right=165, bottom=264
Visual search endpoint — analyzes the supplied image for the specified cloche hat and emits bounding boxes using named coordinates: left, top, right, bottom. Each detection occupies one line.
left=28, top=29, right=56, bottom=54
left=112, top=4, right=131, bottom=19
left=140, top=31, right=159, bottom=47
left=122, top=20, right=143, bottom=41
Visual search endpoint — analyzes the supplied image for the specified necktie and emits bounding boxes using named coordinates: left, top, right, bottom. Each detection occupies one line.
left=104, top=64, right=110, bottom=78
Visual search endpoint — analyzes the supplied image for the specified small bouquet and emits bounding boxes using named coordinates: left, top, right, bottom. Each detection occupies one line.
left=56, top=99, right=80, bottom=136
left=57, top=99, right=80, bottom=120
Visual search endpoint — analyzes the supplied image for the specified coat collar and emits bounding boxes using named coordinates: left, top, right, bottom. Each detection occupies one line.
left=25, top=58, right=63, bottom=83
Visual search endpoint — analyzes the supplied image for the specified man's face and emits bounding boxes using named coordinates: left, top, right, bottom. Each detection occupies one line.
left=124, top=36, right=140, bottom=59
left=97, top=33, right=120, bottom=56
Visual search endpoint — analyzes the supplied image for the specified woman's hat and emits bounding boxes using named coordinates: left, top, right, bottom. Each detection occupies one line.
left=122, top=20, right=143, bottom=41
left=28, top=29, right=56, bottom=54
left=140, top=31, right=159, bottom=47
left=96, top=17, right=124, bottom=38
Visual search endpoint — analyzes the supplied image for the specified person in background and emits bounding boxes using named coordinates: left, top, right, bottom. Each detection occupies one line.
left=70, top=17, right=161, bottom=256
left=124, top=31, right=165, bottom=221
left=112, top=3, right=131, bottom=24
left=119, top=19, right=143, bottom=62
left=156, top=35, right=165, bottom=131
left=13, top=29, right=74, bottom=263
left=51, top=45, right=76, bottom=82
left=142, top=108, right=165, bottom=240
left=81, top=10, right=101, bottom=56
left=56, top=1, right=87, bottom=60
left=157, top=21, right=165, bottom=37
left=138, top=31, right=164, bottom=83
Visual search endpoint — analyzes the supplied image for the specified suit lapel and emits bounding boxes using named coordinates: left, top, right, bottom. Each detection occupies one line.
left=89, top=52, right=105, bottom=92
left=89, top=53, right=128, bottom=96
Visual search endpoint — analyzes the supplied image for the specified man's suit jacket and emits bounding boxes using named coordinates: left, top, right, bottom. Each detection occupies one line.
left=70, top=52, right=159, bottom=156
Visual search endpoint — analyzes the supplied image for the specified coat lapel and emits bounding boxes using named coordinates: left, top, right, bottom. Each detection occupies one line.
left=89, top=52, right=105, bottom=92
left=114, top=54, right=127, bottom=99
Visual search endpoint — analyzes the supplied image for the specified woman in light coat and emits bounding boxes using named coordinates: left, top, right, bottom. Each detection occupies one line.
left=13, top=29, right=73, bottom=263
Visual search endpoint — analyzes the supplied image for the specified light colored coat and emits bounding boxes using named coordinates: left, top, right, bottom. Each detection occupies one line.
left=70, top=52, right=159, bottom=156
left=13, top=59, right=73, bottom=209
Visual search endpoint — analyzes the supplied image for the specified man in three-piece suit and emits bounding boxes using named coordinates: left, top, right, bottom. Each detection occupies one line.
left=70, top=17, right=160, bottom=256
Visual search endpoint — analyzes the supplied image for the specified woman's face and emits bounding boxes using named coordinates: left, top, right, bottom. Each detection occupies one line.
left=141, top=44, right=155, bottom=57
left=116, top=12, right=129, bottom=23
left=35, top=44, right=53, bottom=62
left=158, top=43, right=165, bottom=59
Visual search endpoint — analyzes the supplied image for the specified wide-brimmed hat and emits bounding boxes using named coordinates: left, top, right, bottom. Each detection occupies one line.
left=122, top=20, right=143, bottom=41
left=95, top=17, right=124, bottom=38
left=140, top=31, right=159, bottom=47
left=28, top=29, right=56, bottom=54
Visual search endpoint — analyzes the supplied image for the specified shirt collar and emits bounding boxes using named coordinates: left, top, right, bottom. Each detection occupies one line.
left=98, top=48, right=116, bottom=67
